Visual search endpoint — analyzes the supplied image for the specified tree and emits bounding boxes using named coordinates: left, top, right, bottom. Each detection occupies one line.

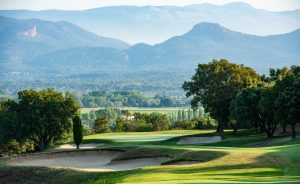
left=275, top=66, right=300, bottom=138
left=73, top=115, right=83, bottom=149
left=115, top=117, right=125, bottom=132
left=0, top=89, right=79, bottom=151
left=149, top=113, right=170, bottom=131
left=230, top=87, right=262, bottom=134
left=177, top=110, right=182, bottom=121
left=258, top=87, right=278, bottom=138
left=94, top=117, right=111, bottom=133
left=183, top=59, right=260, bottom=133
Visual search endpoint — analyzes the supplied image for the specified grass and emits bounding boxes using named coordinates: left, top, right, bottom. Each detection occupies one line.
left=162, top=150, right=227, bottom=165
left=1, top=130, right=300, bottom=184
left=112, top=147, right=186, bottom=161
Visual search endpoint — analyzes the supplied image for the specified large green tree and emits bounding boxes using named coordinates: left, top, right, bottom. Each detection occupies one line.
left=274, top=66, right=300, bottom=138
left=230, top=87, right=262, bottom=134
left=258, top=87, right=278, bottom=138
left=183, top=59, right=260, bottom=132
left=1, top=89, right=79, bottom=151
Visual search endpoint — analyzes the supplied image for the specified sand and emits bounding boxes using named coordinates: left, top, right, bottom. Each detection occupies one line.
left=177, top=136, right=222, bottom=145
left=55, top=143, right=103, bottom=150
left=8, top=150, right=171, bottom=172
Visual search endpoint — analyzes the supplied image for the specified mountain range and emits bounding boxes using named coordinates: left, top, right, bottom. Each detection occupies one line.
left=0, top=15, right=300, bottom=73
left=0, top=16, right=130, bottom=71
left=0, top=2, right=299, bottom=44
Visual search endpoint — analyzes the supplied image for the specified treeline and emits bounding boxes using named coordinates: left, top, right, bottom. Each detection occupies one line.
left=81, top=108, right=216, bottom=134
left=184, top=59, right=300, bottom=138
left=80, top=90, right=189, bottom=108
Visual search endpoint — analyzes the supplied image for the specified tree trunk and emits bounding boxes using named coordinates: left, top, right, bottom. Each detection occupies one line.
left=233, top=123, right=239, bottom=135
left=282, top=124, right=286, bottom=134
left=216, top=121, right=223, bottom=133
left=291, top=124, right=296, bottom=139
left=76, top=144, right=79, bottom=149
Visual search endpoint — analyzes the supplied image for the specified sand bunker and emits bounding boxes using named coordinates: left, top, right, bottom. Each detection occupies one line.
left=55, top=143, right=103, bottom=150
left=8, top=150, right=171, bottom=172
left=177, top=136, right=222, bottom=145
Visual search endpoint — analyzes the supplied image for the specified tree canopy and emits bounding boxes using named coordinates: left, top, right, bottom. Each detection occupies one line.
left=183, top=59, right=260, bottom=132
left=0, top=88, right=79, bottom=151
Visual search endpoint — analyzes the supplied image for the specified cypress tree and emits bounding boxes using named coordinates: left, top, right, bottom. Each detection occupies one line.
left=73, top=115, right=83, bottom=149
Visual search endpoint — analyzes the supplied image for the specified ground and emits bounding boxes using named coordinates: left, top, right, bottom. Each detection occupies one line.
left=1, top=130, right=300, bottom=184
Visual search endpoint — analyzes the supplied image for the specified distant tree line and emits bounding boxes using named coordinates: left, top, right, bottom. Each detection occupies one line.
left=81, top=108, right=216, bottom=134
left=183, top=59, right=300, bottom=138
left=80, top=90, right=189, bottom=108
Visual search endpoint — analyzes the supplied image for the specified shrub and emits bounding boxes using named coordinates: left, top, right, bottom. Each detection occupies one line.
left=195, top=117, right=217, bottom=129
left=93, top=116, right=111, bottom=133
left=82, top=125, right=93, bottom=135
left=115, top=117, right=125, bottom=132
left=174, top=120, right=195, bottom=129
left=127, top=119, right=153, bottom=132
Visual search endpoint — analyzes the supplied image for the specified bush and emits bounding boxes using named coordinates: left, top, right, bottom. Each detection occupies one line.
left=149, top=113, right=170, bottom=131
left=93, top=117, right=111, bottom=133
left=127, top=119, right=153, bottom=132
left=6, top=139, right=21, bottom=155
left=195, top=117, right=217, bottom=129
left=174, top=120, right=195, bottom=129
left=115, top=117, right=125, bottom=132
left=82, top=125, right=93, bottom=135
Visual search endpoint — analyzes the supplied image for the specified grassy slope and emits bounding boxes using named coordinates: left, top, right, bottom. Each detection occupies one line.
left=1, top=130, right=300, bottom=184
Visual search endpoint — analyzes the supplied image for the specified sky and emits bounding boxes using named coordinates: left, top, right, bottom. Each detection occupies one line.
left=0, top=0, right=300, bottom=11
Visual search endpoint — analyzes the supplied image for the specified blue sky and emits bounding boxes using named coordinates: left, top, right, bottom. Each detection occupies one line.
left=0, top=0, right=300, bottom=11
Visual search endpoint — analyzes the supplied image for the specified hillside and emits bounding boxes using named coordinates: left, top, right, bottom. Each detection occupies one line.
left=0, top=16, right=130, bottom=71
left=25, top=22, right=300, bottom=73
left=0, top=2, right=299, bottom=44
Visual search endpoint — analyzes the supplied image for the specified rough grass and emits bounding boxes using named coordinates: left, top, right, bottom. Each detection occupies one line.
left=162, top=150, right=227, bottom=165
left=112, top=147, right=185, bottom=161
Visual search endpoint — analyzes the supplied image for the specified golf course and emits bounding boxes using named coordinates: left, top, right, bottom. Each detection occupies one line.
left=1, top=129, right=299, bottom=184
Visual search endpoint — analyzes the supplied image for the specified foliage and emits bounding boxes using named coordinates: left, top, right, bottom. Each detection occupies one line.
left=174, top=120, right=196, bottom=130
left=274, top=66, right=300, bottom=138
left=148, top=113, right=170, bottom=131
left=0, top=88, right=79, bottom=152
left=230, top=87, right=262, bottom=133
left=194, top=117, right=217, bottom=129
left=183, top=59, right=260, bottom=132
left=115, top=117, right=125, bottom=132
left=81, top=90, right=189, bottom=108
left=82, top=125, right=93, bottom=136
left=73, top=115, right=83, bottom=149
left=94, top=117, right=111, bottom=133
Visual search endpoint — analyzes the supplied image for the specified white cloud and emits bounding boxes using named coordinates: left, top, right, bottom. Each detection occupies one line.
left=0, top=0, right=300, bottom=11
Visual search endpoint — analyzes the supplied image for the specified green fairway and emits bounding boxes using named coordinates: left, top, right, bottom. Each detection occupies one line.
left=1, top=130, right=299, bottom=184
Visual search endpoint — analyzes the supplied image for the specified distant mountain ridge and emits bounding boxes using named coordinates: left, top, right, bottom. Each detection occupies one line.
left=0, top=16, right=130, bottom=71
left=23, top=21, right=300, bottom=73
left=0, top=2, right=299, bottom=44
